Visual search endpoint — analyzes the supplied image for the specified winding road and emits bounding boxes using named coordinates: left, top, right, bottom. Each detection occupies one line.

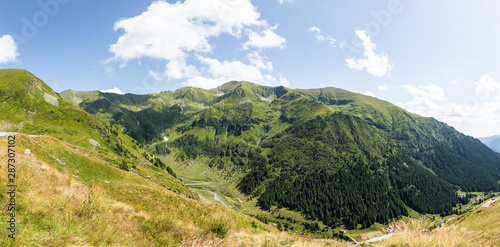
left=482, top=197, right=500, bottom=208
left=179, top=176, right=209, bottom=185
left=207, top=191, right=229, bottom=208
left=179, top=177, right=229, bottom=208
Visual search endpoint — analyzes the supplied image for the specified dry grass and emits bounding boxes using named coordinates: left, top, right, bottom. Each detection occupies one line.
left=182, top=231, right=349, bottom=247
left=377, top=219, right=499, bottom=247
left=0, top=136, right=346, bottom=246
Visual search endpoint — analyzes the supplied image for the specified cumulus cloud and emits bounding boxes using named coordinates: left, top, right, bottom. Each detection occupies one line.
left=100, top=87, right=125, bottom=95
left=278, top=0, right=293, bottom=4
left=378, top=84, right=393, bottom=91
left=198, top=56, right=265, bottom=82
left=181, top=52, right=289, bottom=89
left=247, top=51, right=273, bottom=71
left=400, top=75, right=500, bottom=137
left=345, top=30, right=393, bottom=77
left=364, top=91, right=375, bottom=97
left=474, top=74, right=500, bottom=100
left=108, top=0, right=287, bottom=89
left=0, top=35, right=19, bottom=65
left=404, top=84, right=447, bottom=102
left=242, top=26, right=286, bottom=50
left=308, top=26, right=336, bottom=46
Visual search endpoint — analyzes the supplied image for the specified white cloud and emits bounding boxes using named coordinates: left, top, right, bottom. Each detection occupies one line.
left=364, top=91, right=376, bottom=97
left=278, top=76, right=290, bottom=87
left=100, top=87, right=125, bottom=95
left=108, top=0, right=287, bottom=89
left=278, top=0, right=293, bottom=4
left=242, top=26, right=286, bottom=50
left=308, top=26, right=336, bottom=46
left=308, top=26, right=321, bottom=34
left=183, top=53, right=288, bottom=89
left=404, top=84, right=447, bottom=102
left=0, top=35, right=19, bottom=65
left=474, top=74, right=500, bottom=100
left=400, top=75, right=500, bottom=137
left=110, top=0, right=264, bottom=63
left=247, top=51, right=273, bottom=71
left=345, top=30, right=393, bottom=77
left=378, top=84, right=393, bottom=91
left=198, top=56, right=265, bottom=82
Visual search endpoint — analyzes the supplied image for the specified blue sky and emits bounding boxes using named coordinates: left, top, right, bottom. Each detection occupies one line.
left=1, top=0, right=500, bottom=137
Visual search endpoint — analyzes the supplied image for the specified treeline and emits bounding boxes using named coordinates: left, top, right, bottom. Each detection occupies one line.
left=257, top=160, right=408, bottom=229
left=387, top=153, right=460, bottom=215
left=170, top=111, right=497, bottom=230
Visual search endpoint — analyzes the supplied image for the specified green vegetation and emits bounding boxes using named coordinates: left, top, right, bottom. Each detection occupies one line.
left=1, top=69, right=348, bottom=246
left=1, top=135, right=331, bottom=246
left=62, top=78, right=500, bottom=235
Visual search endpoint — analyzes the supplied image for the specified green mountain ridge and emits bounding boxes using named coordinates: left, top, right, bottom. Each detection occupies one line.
left=1, top=69, right=333, bottom=246
left=61, top=80, right=500, bottom=231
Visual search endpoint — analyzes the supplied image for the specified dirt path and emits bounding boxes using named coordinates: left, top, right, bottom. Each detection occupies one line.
left=0, top=132, right=17, bottom=138
left=364, top=232, right=402, bottom=244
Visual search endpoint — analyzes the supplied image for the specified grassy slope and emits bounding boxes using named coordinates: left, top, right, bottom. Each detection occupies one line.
left=377, top=196, right=500, bottom=246
left=0, top=69, right=346, bottom=246
left=0, top=135, right=348, bottom=246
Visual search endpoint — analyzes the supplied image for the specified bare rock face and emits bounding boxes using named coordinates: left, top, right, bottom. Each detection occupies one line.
left=43, top=93, right=59, bottom=106
left=239, top=99, right=251, bottom=105
left=178, top=100, right=185, bottom=112
left=89, top=139, right=101, bottom=147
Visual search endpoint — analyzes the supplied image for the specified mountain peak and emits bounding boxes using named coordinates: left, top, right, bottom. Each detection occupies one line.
left=216, top=81, right=262, bottom=93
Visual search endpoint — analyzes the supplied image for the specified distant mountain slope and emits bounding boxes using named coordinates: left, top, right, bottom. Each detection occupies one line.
left=61, top=87, right=213, bottom=143
left=479, top=135, right=500, bottom=152
left=62, top=81, right=500, bottom=230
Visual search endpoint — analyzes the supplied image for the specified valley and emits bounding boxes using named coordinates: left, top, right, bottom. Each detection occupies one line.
left=2, top=69, right=500, bottom=246
left=61, top=77, right=500, bottom=241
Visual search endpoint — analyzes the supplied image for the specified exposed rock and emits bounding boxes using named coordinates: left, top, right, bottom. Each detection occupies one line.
left=239, top=99, right=251, bottom=105
left=43, top=93, right=59, bottom=106
left=50, top=155, right=66, bottom=165
left=89, top=139, right=101, bottom=147
left=24, top=149, right=34, bottom=156
left=178, top=100, right=185, bottom=112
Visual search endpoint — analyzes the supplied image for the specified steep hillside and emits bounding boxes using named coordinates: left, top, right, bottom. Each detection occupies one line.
left=62, top=80, right=500, bottom=233
left=0, top=135, right=345, bottom=246
left=1, top=69, right=141, bottom=159
left=0, top=70, right=337, bottom=246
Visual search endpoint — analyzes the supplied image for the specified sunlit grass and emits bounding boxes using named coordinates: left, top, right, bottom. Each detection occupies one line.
left=0, top=136, right=345, bottom=246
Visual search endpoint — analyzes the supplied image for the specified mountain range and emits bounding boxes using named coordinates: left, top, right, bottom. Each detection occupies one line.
left=61, top=79, right=500, bottom=231
left=1, top=69, right=320, bottom=246
left=479, top=135, right=500, bottom=153
left=2, top=69, right=500, bottom=245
